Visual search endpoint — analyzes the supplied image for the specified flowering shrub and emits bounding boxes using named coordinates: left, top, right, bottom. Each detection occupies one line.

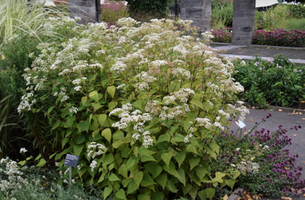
left=101, top=0, right=129, bottom=23
left=210, top=28, right=232, bottom=43
left=18, top=16, right=247, bottom=199
left=253, top=28, right=305, bottom=47
left=233, top=55, right=305, bottom=107
left=211, top=28, right=305, bottom=47
left=216, top=114, right=305, bottom=198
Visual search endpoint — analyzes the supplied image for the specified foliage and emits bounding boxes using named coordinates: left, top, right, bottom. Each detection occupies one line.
left=283, top=18, right=305, bottom=31
left=287, top=3, right=305, bottom=19
left=126, top=0, right=168, bottom=17
left=211, top=3, right=233, bottom=29
left=101, top=0, right=129, bottom=23
left=233, top=55, right=305, bottom=107
left=19, top=17, right=247, bottom=199
left=0, top=157, right=104, bottom=199
left=0, top=0, right=64, bottom=46
left=210, top=28, right=232, bottom=43
left=216, top=115, right=305, bottom=198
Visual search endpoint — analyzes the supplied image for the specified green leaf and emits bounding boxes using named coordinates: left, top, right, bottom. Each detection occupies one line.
left=157, top=133, right=170, bottom=143
left=73, top=144, right=84, bottom=156
left=76, top=134, right=85, bottom=144
left=89, top=90, right=99, bottom=102
left=139, top=146, right=156, bottom=162
left=166, top=179, right=178, bottom=193
left=112, top=140, right=124, bottom=149
left=92, top=129, right=100, bottom=139
left=97, top=114, right=107, bottom=126
left=144, top=163, right=162, bottom=179
left=212, top=172, right=226, bottom=183
left=127, top=179, right=138, bottom=194
left=103, top=153, right=114, bottom=165
left=138, top=193, right=150, bottom=200
left=66, top=116, right=74, bottom=128
left=155, top=173, right=167, bottom=189
left=190, top=99, right=204, bottom=109
left=205, top=146, right=216, bottom=160
left=118, top=164, right=128, bottom=178
left=232, top=170, right=240, bottom=179
left=115, top=189, right=127, bottom=200
left=225, top=179, right=235, bottom=190
left=81, top=96, right=87, bottom=106
left=189, top=157, right=200, bottom=170
left=92, top=103, right=103, bottom=111
left=198, top=190, right=207, bottom=200
left=174, top=150, right=186, bottom=168
left=47, top=106, right=55, bottom=114
left=209, top=140, right=219, bottom=154
left=205, top=188, right=215, bottom=199
left=79, top=120, right=90, bottom=132
left=109, top=173, right=121, bottom=181
left=98, top=174, right=105, bottom=183
left=195, top=166, right=207, bottom=180
left=186, top=143, right=198, bottom=154
left=62, top=138, right=69, bottom=148
left=107, top=86, right=116, bottom=98
left=36, top=158, right=46, bottom=167
left=35, top=154, right=42, bottom=160
left=18, top=160, right=26, bottom=166
left=132, top=99, right=143, bottom=110
left=126, top=156, right=138, bottom=169
left=52, top=120, right=61, bottom=130
left=102, top=128, right=112, bottom=142
left=177, top=168, right=186, bottom=186
left=161, top=151, right=173, bottom=167
left=141, top=173, right=156, bottom=187
left=151, top=191, right=164, bottom=200
left=104, top=187, right=112, bottom=200
left=134, top=171, right=143, bottom=187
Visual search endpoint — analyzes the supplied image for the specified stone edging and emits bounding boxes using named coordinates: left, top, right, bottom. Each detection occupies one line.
left=210, top=42, right=305, bottom=51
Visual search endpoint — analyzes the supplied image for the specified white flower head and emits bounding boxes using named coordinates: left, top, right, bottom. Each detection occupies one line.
left=20, top=148, right=28, bottom=153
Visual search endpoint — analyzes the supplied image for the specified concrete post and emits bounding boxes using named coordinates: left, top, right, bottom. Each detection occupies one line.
left=231, top=0, right=256, bottom=45
left=180, top=0, right=212, bottom=33
left=69, top=0, right=98, bottom=24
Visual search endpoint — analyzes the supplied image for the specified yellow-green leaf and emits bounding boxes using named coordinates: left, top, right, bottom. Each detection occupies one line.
left=189, top=157, right=200, bottom=170
left=103, top=187, right=112, bottom=200
left=155, top=173, right=167, bottom=189
left=109, top=173, right=121, bottom=182
left=89, top=90, right=99, bottom=102
left=107, top=86, right=116, bottom=98
left=102, top=128, right=112, bottom=142
left=36, top=158, right=46, bottom=167
left=118, top=164, right=128, bottom=178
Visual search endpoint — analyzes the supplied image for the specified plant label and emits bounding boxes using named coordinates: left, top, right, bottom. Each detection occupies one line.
left=236, top=120, right=246, bottom=128
left=64, top=154, right=79, bottom=168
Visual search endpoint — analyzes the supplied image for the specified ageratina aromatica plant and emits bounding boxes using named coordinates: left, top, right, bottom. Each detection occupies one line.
left=18, top=17, right=247, bottom=199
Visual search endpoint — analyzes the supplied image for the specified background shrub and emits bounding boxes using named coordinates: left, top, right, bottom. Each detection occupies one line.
left=126, top=0, right=168, bottom=20
left=233, top=55, right=305, bottom=107
left=101, top=0, right=129, bottom=23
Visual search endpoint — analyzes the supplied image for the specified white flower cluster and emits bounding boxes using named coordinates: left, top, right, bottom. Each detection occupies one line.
left=110, top=103, right=153, bottom=148
left=237, top=161, right=260, bottom=174
left=0, top=157, right=28, bottom=193
left=184, top=133, right=193, bottom=143
left=90, top=160, right=97, bottom=172
left=163, top=88, right=195, bottom=105
left=17, top=92, right=36, bottom=114
left=87, top=141, right=107, bottom=159
left=110, top=103, right=152, bottom=131
left=195, top=117, right=213, bottom=129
